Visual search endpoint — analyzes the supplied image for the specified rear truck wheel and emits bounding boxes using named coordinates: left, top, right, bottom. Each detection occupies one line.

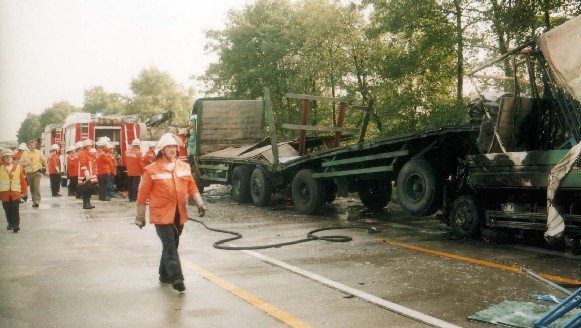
left=396, top=159, right=442, bottom=216
left=231, top=166, right=252, bottom=203
left=292, top=169, right=326, bottom=215
left=358, top=181, right=392, bottom=210
left=450, top=195, right=481, bottom=238
left=250, top=167, right=271, bottom=206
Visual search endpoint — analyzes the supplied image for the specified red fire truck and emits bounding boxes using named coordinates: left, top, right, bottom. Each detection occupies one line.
left=61, top=112, right=141, bottom=190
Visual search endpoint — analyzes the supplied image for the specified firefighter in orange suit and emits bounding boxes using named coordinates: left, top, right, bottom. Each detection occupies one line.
left=13, top=143, right=27, bottom=164
left=126, top=139, right=144, bottom=202
left=0, top=149, right=28, bottom=233
left=106, top=143, right=118, bottom=198
left=78, top=139, right=98, bottom=209
left=66, top=144, right=80, bottom=196
left=47, top=144, right=62, bottom=197
left=143, top=144, right=156, bottom=167
left=95, top=141, right=114, bottom=201
left=135, top=133, right=207, bottom=292
left=73, top=142, right=84, bottom=199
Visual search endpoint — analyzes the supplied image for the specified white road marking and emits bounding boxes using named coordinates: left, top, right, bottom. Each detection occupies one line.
left=242, top=250, right=463, bottom=328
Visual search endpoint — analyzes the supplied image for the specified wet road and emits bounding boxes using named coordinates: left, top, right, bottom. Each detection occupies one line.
left=1, top=178, right=580, bottom=327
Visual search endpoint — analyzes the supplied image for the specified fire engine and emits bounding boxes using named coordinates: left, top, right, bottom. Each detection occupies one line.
left=41, top=124, right=63, bottom=158
left=61, top=112, right=141, bottom=190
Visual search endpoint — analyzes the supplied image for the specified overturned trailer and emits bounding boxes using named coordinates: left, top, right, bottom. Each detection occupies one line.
left=449, top=15, right=581, bottom=245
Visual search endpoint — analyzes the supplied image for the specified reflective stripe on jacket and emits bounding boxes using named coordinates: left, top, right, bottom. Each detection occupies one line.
left=136, top=158, right=199, bottom=225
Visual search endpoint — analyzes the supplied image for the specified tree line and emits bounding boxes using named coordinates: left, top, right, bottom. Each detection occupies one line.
left=17, top=0, right=580, bottom=144
left=16, top=67, right=194, bottom=144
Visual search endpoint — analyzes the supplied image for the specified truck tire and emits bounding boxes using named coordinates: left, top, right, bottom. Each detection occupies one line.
left=396, top=159, right=442, bottom=216
left=250, top=167, right=271, bottom=207
left=358, top=181, right=391, bottom=210
left=231, top=166, right=252, bottom=203
left=450, top=195, right=481, bottom=238
left=292, top=169, right=326, bottom=215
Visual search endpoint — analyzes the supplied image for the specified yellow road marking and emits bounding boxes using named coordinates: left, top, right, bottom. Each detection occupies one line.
left=182, top=259, right=312, bottom=328
left=380, top=240, right=581, bottom=285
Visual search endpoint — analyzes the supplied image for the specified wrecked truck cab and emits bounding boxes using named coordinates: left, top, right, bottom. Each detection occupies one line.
left=450, top=15, right=581, bottom=246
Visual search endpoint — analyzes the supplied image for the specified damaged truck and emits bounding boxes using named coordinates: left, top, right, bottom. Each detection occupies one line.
left=186, top=15, right=581, bottom=248
left=448, top=15, right=581, bottom=246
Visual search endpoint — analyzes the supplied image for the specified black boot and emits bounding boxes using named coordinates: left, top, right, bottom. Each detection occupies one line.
left=83, top=199, right=93, bottom=210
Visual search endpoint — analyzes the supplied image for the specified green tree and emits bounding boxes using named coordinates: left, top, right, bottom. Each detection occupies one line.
left=129, top=67, right=194, bottom=125
left=39, top=101, right=79, bottom=129
left=16, top=113, right=42, bottom=144
left=366, top=0, right=461, bottom=134
left=83, top=86, right=129, bottom=115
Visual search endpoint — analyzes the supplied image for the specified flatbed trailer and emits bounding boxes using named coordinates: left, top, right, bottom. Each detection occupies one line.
left=187, top=92, right=479, bottom=217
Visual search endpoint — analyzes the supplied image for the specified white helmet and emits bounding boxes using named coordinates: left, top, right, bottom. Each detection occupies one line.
left=95, top=141, right=106, bottom=148
left=66, top=146, right=76, bottom=153
left=83, top=139, right=94, bottom=147
left=50, top=144, right=60, bottom=151
left=98, top=136, right=110, bottom=143
left=74, top=141, right=84, bottom=149
left=2, top=149, right=14, bottom=157
left=156, top=133, right=182, bottom=153
left=105, top=143, right=114, bottom=149
left=131, top=138, right=141, bottom=146
left=18, top=143, right=28, bottom=151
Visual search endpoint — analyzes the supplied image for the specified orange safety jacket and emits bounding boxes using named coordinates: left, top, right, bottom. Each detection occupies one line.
left=143, top=149, right=156, bottom=167
left=67, top=154, right=78, bottom=177
left=136, top=158, right=199, bottom=225
left=96, top=149, right=114, bottom=176
left=77, top=149, right=97, bottom=185
left=13, top=152, right=23, bottom=163
left=126, top=148, right=144, bottom=176
left=0, top=163, right=28, bottom=202
left=47, top=152, right=60, bottom=174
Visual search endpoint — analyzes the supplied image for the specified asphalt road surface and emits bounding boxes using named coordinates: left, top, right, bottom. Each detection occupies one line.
left=1, top=177, right=580, bottom=328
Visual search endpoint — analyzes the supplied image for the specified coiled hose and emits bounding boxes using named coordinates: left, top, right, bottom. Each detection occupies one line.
left=189, top=218, right=378, bottom=250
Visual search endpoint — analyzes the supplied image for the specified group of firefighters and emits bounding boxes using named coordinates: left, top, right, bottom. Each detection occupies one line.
left=1, top=132, right=207, bottom=293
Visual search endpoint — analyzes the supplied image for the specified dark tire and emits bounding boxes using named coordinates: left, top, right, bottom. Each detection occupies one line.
left=292, top=169, right=326, bottom=215
left=358, top=181, right=392, bottom=210
left=250, top=167, right=271, bottom=206
left=450, top=195, right=481, bottom=238
left=396, top=159, right=442, bottom=216
left=231, top=166, right=252, bottom=203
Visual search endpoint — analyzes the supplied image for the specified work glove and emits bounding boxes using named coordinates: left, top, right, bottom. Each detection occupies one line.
left=192, top=193, right=207, bottom=217
left=135, top=204, right=146, bottom=229
left=21, top=195, right=28, bottom=202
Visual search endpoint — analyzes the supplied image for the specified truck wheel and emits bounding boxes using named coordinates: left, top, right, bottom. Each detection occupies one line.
left=450, top=195, right=481, bottom=238
left=292, top=169, right=326, bottom=214
left=231, top=166, right=252, bottom=203
left=358, top=181, right=391, bottom=210
left=250, top=167, right=271, bottom=206
left=396, top=159, right=442, bottom=216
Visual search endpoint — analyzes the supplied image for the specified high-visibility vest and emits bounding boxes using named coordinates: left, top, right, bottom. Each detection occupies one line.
left=21, top=149, right=44, bottom=173
left=0, top=164, right=22, bottom=192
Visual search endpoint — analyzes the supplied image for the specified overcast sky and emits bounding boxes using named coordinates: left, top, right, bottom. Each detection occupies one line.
left=0, top=0, right=248, bottom=141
